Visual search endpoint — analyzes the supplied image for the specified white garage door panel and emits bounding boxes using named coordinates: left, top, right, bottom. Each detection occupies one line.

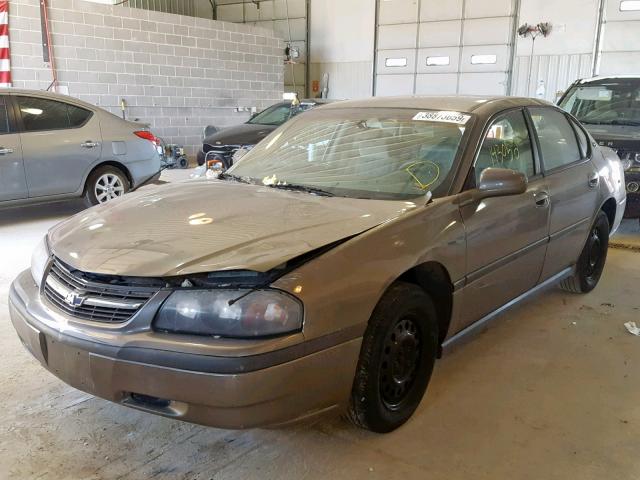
left=374, top=0, right=514, bottom=96
left=417, top=48, right=460, bottom=73
left=379, top=0, right=419, bottom=24
left=415, top=73, right=459, bottom=94
left=463, top=17, right=512, bottom=46
left=599, top=52, right=640, bottom=75
left=377, top=49, right=417, bottom=74
left=376, top=74, right=415, bottom=96
left=420, top=0, right=463, bottom=21
left=379, top=24, right=418, bottom=50
left=465, top=0, right=513, bottom=18
left=601, top=21, right=640, bottom=51
left=418, top=20, right=462, bottom=48
left=606, top=0, right=640, bottom=21
left=460, top=45, right=510, bottom=72
left=458, top=72, right=507, bottom=95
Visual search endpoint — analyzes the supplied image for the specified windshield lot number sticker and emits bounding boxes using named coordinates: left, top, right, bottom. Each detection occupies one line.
left=413, top=111, right=471, bottom=125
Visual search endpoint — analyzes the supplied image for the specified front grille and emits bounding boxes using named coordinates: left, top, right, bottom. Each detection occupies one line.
left=43, top=258, right=158, bottom=324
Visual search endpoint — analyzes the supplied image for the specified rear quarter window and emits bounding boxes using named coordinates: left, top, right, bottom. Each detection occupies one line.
left=528, top=107, right=582, bottom=171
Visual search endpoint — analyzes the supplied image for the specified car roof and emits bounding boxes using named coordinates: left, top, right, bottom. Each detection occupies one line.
left=319, top=95, right=552, bottom=119
left=576, top=75, right=640, bottom=84
left=0, top=87, right=100, bottom=110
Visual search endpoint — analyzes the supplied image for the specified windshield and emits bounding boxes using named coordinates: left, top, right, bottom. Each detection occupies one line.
left=228, top=108, right=472, bottom=200
left=247, top=102, right=316, bottom=126
left=559, top=80, right=640, bottom=126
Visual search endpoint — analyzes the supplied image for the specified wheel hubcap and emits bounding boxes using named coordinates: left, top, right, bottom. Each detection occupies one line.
left=95, top=174, right=125, bottom=204
left=380, top=318, right=421, bottom=410
left=586, top=229, right=601, bottom=277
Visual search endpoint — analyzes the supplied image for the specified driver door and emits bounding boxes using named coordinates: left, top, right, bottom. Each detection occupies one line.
left=458, top=109, right=551, bottom=328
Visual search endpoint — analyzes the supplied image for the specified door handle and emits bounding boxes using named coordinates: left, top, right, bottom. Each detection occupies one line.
left=588, top=173, right=599, bottom=189
left=81, top=141, right=100, bottom=149
left=534, top=191, right=550, bottom=208
left=0, top=147, right=14, bottom=155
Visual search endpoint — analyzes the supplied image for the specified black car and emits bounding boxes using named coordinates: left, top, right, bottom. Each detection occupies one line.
left=197, top=99, right=330, bottom=168
left=559, top=76, right=640, bottom=221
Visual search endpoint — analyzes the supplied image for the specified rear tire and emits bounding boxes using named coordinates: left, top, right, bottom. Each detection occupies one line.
left=83, top=165, right=130, bottom=206
left=560, top=210, right=609, bottom=293
left=347, top=282, right=439, bottom=433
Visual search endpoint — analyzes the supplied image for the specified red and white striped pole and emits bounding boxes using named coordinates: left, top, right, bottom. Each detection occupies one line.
left=0, top=1, right=11, bottom=88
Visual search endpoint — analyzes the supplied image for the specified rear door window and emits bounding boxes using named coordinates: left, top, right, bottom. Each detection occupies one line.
left=528, top=107, right=582, bottom=171
left=67, top=104, right=92, bottom=127
left=17, top=96, right=92, bottom=132
left=0, top=96, right=10, bottom=134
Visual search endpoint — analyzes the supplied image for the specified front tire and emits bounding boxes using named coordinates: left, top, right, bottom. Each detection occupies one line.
left=347, top=282, right=439, bottom=433
left=560, top=210, right=609, bottom=293
left=84, top=166, right=130, bottom=206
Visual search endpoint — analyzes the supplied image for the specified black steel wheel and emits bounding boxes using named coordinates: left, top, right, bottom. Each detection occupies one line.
left=560, top=210, right=609, bottom=293
left=380, top=317, right=422, bottom=410
left=347, top=282, right=439, bottom=433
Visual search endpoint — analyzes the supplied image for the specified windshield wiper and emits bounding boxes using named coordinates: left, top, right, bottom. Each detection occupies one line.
left=267, top=183, right=335, bottom=197
left=218, top=173, right=253, bottom=184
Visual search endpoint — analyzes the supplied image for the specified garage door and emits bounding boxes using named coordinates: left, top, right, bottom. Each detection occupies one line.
left=375, top=0, right=517, bottom=97
left=598, top=0, right=640, bottom=75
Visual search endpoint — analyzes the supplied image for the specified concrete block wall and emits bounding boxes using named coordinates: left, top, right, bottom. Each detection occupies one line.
left=7, top=0, right=284, bottom=156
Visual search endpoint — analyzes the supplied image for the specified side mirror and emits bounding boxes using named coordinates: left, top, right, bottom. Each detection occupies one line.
left=478, top=168, right=527, bottom=197
left=459, top=168, right=527, bottom=206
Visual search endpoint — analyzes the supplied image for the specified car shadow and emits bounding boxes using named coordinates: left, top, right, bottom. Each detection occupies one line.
left=0, top=199, right=87, bottom=227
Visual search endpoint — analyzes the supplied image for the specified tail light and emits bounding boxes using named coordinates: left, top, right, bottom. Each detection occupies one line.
left=134, top=130, right=159, bottom=145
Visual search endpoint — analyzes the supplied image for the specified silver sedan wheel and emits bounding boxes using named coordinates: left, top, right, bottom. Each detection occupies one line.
left=95, top=173, right=125, bottom=204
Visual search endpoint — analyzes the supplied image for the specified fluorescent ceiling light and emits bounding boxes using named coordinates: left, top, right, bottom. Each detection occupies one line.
left=620, top=0, right=640, bottom=11
left=385, top=57, right=407, bottom=67
left=426, top=56, right=450, bottom=66
left=471, top=54, right=497, bottom=65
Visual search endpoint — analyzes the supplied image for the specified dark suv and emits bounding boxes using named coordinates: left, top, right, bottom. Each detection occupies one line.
left=559, top=76, right=640, bottom=222
left=197, top=99, right=330, bottom=169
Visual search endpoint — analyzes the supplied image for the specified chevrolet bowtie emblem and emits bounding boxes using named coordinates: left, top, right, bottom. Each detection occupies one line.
left=64, top=291, right=86, bottom=307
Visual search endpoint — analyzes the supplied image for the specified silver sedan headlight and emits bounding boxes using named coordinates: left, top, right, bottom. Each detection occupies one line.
left=154, top=289, right=303, bottom=338
left=30, top=236, right=50, bottom=287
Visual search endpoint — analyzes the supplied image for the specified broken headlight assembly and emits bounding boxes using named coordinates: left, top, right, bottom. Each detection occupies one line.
left=154, top=289, right=303, bottom=338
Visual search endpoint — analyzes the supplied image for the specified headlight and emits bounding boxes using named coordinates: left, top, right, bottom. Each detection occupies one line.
left=232, top=145, right=254, bottom=162
left=154, top=289, right=303, bottom=338
left=30, top=236, right=50, bottom=287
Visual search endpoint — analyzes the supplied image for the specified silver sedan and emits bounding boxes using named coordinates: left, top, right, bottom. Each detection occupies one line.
left=0, top=89, right=161, bottom=207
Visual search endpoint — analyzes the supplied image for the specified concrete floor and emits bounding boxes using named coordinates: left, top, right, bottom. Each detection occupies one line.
left=1, top=174, right=639, bottom=479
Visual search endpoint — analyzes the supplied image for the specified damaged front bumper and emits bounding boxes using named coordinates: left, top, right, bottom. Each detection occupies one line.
left=8, top=269, right=361, bottom=429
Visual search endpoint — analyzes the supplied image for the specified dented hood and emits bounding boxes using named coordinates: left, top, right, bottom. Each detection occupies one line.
left=48, top=179, right=415, bottom=277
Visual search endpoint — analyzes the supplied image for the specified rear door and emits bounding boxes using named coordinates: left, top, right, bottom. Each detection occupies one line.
left=15, top=95, right=102, bottom=198
left=459, top=108, right=550, bottom=326
left=527, top=107, right=600, bottom=281
left=0, top=95, right=26, bottom=202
